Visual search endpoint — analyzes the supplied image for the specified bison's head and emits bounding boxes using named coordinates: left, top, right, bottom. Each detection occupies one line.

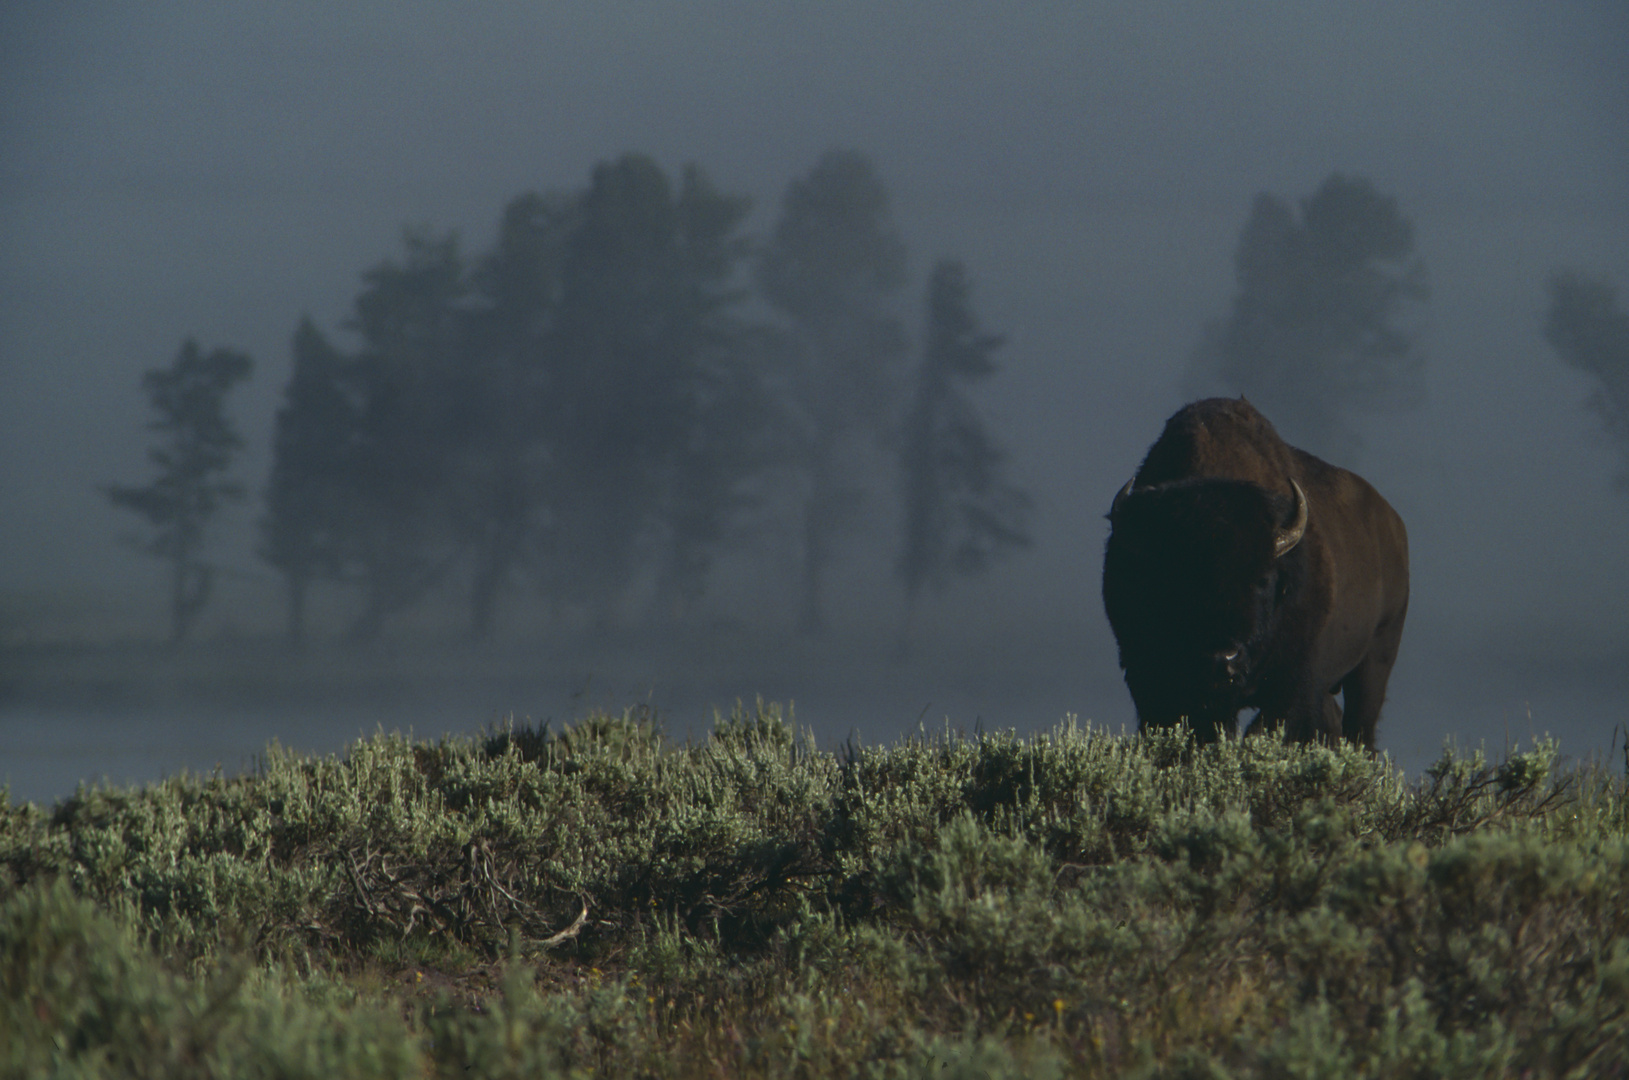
left=1101, top=477, right=1306, bottom=736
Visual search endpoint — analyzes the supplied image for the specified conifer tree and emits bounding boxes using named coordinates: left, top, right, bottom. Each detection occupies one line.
left=107, top=339, right=253, bottom=644
left=896, top=260, right=1030, bottom=651
left=1545, top=270, right=1629, bottom=488
left=652, top=165, right=765, bottom=618
left=343, top=229, right=467, bottom=641
left=457, top=191, right=576, bottom=638
left=1189, top=173, right=1427, bottom=462
left=758, top=150, right=908, bottom=633
left=545, top=155, right=759, bottom=624
left=260, top=318, right=355, bottom=646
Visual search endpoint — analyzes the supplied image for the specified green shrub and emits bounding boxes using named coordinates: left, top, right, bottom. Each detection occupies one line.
left=0, top=880, right=418, bottom=1079
left=1, top=705, right=1624, bottom=1077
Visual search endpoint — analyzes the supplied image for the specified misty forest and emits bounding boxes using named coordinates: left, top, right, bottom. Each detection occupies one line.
left=100, top=160, right=1629, bottom=664
left=108, top=151, right=1036, bottom=651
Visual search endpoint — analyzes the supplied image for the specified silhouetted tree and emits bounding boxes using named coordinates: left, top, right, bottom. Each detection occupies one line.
left=545, top=155, right=759, bottom=623
left=1545, top=270, right=1629, bottom=488
left=758, top=149, right=908, bottom=633
left=547, top=155, right=683, bottom=613
left=896, top=260, right=1031, bottom=651
left=259, top=318, right=356, bottom=646
left=456, top=191, right=577, bottom=638
left=343, top=228, right=467, bottom=641
left=106, top=339, right=253, bottom=644
left=258, top=163, right=766, bottom=645
left=651, top=169, right=770, bottom=617
left=1188, top=173, right=1427, bottom=462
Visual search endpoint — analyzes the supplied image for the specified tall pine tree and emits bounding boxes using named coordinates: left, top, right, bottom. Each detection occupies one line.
left=343, top=229, right=468, bottom=641
left=896, top=260, right=1030, bottom=652
left=456, top=191, right=577, bottom=638
left=260, top=318, right=356, bottom=646
left=1188, top=173, right=1427, bottom=462
left=758, top=150, right=908, bottom=633
left=652, top=166, right=765, bottom=618
left=107, top=339, right=253, bottom=644
left=1545, top=270, right=1629, bottom=488
left=545, top=155, right=759, bottom=624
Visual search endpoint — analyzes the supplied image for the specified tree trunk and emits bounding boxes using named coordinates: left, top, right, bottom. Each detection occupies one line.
left=348, top=556, right=387, bottom=643
left=797, top=491, right=830, bottom=637
left=469, top=522, right=522, bottom=642
left=797, top=439, right=844, bottom=637
left=169, top=542, right=211, bottom=646
left=170, top=543, right=186, bottom=645
left=893, top=593, right=918, bottom=663
left=797, top=542, right=824, bottom=636
left=284, top=571, right=309, bottom=649
left=349, top=590, right=385, bottom=644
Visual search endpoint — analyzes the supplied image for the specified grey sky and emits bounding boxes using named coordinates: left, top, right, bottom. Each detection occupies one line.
left=2, top=2, right=1626, bottom=665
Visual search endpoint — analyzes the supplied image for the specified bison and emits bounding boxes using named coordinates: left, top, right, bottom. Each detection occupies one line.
left=1101, top=398, right=1408, bottom=748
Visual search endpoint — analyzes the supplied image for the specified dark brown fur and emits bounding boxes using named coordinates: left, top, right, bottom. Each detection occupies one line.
left=1102, top=398, right=1409, bottom=748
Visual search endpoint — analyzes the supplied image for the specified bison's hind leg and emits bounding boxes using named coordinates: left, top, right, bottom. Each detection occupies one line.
left=1321, top=693, right=1345, bottom=744
left=1249, top=682, right=1343, bottom=744
left=1339, top=647, right=1400, bottom=751
left=1339, top=607, right=1406, bottom=751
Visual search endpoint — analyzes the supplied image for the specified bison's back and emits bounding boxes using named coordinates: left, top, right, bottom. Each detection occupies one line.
left=1134, top=398, right=1298, bottom=492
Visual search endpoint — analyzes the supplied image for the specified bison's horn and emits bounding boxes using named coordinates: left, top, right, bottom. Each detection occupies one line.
left=1274, top=480, right=1308, bottom=558
left=1110, top=476, right=1136, bottom=516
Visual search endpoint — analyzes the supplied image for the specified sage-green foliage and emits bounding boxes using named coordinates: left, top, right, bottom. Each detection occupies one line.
left=3, top=704, right=1626, bottom=1078
left=0, top=880, right=417, bottom=1079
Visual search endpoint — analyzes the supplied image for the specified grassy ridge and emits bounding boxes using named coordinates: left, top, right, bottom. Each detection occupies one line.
left=3, top=704, right=1627, bottom=1078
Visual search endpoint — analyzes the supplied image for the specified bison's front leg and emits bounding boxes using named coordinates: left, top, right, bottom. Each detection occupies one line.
left=1248, top=680, right=1342, bottom=744
left=1125, top=673, right=1237, bottom=744
left=1285, top=685, right=1343, bottom=744
left=1192, top=706, right=1243, bottom=743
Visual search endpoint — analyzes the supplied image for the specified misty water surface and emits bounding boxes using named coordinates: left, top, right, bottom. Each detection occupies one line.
left=4, top=630, right=1624, bottom=807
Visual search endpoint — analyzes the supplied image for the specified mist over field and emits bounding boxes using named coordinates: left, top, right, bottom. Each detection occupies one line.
left=2, top=3, right=1627, bottom=805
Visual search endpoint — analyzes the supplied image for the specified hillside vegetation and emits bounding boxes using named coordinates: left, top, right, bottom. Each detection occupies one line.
left=2, top=705, right=1626, bottom=1078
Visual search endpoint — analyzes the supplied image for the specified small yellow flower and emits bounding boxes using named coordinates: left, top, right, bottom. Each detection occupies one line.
left=1053, top=998, right=1065, bottom=1015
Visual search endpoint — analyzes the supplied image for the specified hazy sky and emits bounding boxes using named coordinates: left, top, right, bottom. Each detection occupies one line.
left=3, top=1, right=1627, bottom=649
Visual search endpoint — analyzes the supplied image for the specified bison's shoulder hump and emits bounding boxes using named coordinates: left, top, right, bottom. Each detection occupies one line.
left=1138, top=398, right=1294, bottom=488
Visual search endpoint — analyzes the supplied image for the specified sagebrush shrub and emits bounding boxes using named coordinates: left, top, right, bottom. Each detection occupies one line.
left=2, top=705, right=1623, bottom=1078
